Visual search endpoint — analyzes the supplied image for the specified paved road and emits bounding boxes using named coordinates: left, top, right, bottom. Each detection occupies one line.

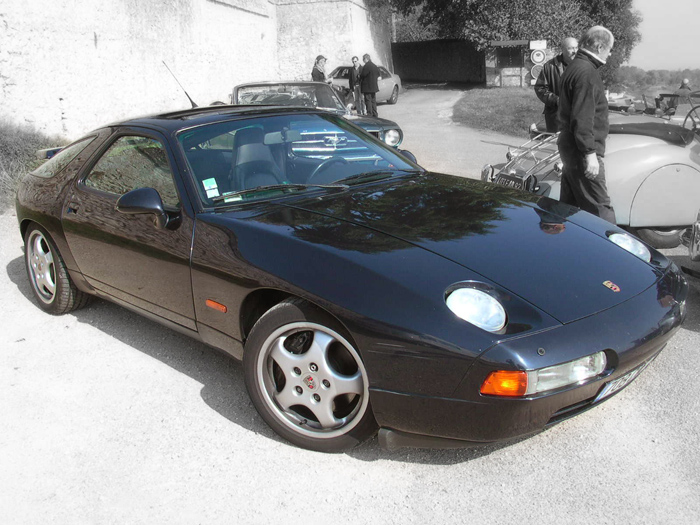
left=380, top=85, right=521, bottom=179
left=2, top=88, right=699, bottom=524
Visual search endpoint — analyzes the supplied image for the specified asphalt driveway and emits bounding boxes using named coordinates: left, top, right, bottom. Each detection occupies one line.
left=1, top=86, right=699, bottom=524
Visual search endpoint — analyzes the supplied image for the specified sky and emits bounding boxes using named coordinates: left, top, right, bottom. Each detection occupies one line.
left=627, top=0, right=698, bottom=70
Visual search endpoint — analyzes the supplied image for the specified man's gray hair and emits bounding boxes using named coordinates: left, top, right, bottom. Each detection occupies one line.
left=580, top=26, right=614, bottom=51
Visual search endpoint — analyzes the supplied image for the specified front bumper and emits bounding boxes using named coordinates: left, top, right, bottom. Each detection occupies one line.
left=370, top=267, right=687, bottom=446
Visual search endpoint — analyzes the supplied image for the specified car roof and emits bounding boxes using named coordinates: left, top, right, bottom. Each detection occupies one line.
left=105, top=105, right=322, bottom=134
left=235, top=81, right=333, bottom=89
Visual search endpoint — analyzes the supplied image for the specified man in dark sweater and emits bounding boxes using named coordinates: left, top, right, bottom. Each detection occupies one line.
left=360, top=54, right=380, bottom=117
left=534, top=37, right=578, bottom=132
left=557, top=26, right=616, bottom=224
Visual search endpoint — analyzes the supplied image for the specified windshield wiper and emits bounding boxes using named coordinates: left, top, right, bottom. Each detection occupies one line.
left=211, top=183, right=348, bottom=203
left=335, top=169, right=422, bottom=185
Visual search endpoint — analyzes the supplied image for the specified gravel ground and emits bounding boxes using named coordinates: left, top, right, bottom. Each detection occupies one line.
left=1, top=87, right=699, bottom=524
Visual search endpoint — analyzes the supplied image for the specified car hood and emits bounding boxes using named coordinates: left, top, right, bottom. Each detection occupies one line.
left=286, top=172, right=663, bottom=324
left=346, top=114, right=399, bottom=129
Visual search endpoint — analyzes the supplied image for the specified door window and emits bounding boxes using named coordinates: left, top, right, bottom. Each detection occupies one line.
left=83, top=135, right=179, bottom=207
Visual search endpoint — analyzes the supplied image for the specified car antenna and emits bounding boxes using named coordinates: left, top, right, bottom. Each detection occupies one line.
left=162, top=61, right=198, bottom=108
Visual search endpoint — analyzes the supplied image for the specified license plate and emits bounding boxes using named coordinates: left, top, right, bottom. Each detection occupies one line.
left=594, top=358, right=655, bottom=402
left=495, top=173, right=525, bottom=190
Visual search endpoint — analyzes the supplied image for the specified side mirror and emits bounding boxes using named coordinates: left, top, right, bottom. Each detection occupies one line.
left=398, top=149, right=417, bottom=164
left=116, top=187, right=170, bottom=229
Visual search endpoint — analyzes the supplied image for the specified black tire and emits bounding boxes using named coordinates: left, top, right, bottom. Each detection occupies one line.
left=630, top=227, right=683, bottom=249
left=243, top=298, right=377, bottom=452
left=388, top=85, right=399, bottom=105
left=24, top=224, right=91, bottom=314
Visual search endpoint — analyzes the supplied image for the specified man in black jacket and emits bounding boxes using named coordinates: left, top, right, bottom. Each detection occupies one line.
left=360, top=54, right=380, bottom=117
left=349, top=56, right=365, bottom=115
left=534, top=37, right=578, bottom=132
left=557, top=26, right=616, bottom=224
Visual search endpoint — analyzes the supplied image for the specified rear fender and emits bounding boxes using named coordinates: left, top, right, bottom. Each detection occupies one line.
left=629, top=164, right=700, bottom=227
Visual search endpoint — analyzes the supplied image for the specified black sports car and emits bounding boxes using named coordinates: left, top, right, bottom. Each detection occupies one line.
left=16, top=105, right=688, bottom=452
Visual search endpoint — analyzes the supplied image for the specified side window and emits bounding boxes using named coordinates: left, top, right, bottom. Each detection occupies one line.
left=84, top=135, right=180, bottom=207
left=31, top=136, right=96, bottom=179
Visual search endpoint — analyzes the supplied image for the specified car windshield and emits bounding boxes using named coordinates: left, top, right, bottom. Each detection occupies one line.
left=177, top=113, right=419, bottom=207
left=235, top=84, right=346, bottom=113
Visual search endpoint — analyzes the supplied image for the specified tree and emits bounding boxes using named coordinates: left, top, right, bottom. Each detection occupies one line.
left=390, top=0, right=642, bottom=84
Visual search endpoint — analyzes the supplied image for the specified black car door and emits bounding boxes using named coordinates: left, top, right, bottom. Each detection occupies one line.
left=61, top=129, right=196, bottom=329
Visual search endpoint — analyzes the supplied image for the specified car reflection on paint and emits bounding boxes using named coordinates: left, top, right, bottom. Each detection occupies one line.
left=16, top=104, right=687, bottom=452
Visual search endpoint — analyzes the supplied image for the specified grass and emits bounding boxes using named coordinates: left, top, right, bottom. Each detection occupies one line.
left=452, top=87, right=543, bottom=137
left=0, top=119, right=66, bottom=211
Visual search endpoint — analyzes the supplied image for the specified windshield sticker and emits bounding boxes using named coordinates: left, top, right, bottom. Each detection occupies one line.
left=203, top=178, right=220, bottom=198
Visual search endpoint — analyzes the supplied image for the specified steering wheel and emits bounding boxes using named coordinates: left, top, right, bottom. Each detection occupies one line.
left=308, top=157, right=349, bottom=182
left=683, top=105, right=700, bottom=132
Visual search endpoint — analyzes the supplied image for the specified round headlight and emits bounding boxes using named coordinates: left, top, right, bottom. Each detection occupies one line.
left=446, top=288, right=506, bottom=332
left=609, top=232, right=651, bottom=262
left=384, top=129, right=401, bottom=147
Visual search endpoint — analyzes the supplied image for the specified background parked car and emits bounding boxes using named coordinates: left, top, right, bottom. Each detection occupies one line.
left=231, top=81, right=403, bottom=147
left=484, top=112, right=700, bottom=249
left=329, top=65, right=401, bottom=105
left=681, top=209, right=700, bottom=279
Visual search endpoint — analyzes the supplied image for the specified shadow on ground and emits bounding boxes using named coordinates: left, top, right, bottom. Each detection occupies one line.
left=6, top=252, right=528, bottom=465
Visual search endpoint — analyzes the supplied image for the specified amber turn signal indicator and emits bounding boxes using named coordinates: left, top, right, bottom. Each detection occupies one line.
left=481, top=370, right=528, bottom=397
left=205, top=299, right=228, bottom=313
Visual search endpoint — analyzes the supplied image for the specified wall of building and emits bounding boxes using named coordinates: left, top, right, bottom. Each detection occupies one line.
left=275, top=0, right=392, bottom=81
left=391, top=40, right=485, bottom=84
left=0, top=0, right=389, bottom=139
left=485, top=41, right=554, bottom=87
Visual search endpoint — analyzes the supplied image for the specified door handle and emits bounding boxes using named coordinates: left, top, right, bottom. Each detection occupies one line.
left=66, top=202, right=80, bottom=214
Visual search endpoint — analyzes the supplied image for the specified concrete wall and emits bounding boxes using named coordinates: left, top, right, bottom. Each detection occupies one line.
left=275, top=0, right=392, bottom=81
left=0, top=0, right=390, bottom=138
left=391, top=40, right=485, bottom=84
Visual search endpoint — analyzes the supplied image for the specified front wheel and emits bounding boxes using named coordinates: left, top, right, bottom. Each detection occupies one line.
left=629, top=227, right=683, bottom=249
left=243, top=299, right=377, bottom=452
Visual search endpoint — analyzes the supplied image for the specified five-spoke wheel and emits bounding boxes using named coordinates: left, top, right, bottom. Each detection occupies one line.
left=243, top=299, right=376, bottom=451
left=24, top=224, right=90, bottom=314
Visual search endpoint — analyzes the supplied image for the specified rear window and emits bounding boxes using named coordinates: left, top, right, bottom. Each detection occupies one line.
left=31, top=136, right=96, bottom=179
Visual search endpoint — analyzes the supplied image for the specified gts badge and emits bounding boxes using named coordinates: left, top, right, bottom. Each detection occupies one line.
left=603, top=280, right=621, bottom=292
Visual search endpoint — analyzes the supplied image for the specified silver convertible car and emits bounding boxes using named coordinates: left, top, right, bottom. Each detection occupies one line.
left=482, top=110, right=700, bottom=249
left=231, top=81, right=403, bottom=148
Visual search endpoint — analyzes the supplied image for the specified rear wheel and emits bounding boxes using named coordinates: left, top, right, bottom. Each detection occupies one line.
left=630, top=227, right=683, bottom=249
left=24, top=224, right=91, bottom=314
left=243, top=299, right=377, bottom=452
left=388, top=85, right=399, bottom=104
left=683, top=105, right=700, bottom=132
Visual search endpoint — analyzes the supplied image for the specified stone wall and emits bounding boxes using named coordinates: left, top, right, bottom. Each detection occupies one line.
left=0, top=0, right=389, bottom=138
left=275, top=0, right=392, bottom=81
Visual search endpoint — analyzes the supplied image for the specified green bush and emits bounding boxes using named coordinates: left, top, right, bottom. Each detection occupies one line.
left=0, top=119, right=67, bottom=211
left=452, top=87, right=543, bottom=137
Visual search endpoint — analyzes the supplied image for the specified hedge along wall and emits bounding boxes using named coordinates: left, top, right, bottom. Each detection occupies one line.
left=0, top=0, right=391, bottom=139
left=391, top=40, right=485, bottom=84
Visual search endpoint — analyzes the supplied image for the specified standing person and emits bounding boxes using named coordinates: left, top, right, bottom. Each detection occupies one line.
left=534, top=37, right=578, bottom=132
left=349, top=56, right=365, bottom=115
left=360, top=53, right=380, bottom=118
left=557, top=26, right=616, bottom=224
left=675, top=78, right=693, bottom=104
left=311, top=55, right=328, bottom=82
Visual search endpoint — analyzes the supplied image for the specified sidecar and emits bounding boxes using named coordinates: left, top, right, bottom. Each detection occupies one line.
left=483, top=108, right=700, bottom=249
